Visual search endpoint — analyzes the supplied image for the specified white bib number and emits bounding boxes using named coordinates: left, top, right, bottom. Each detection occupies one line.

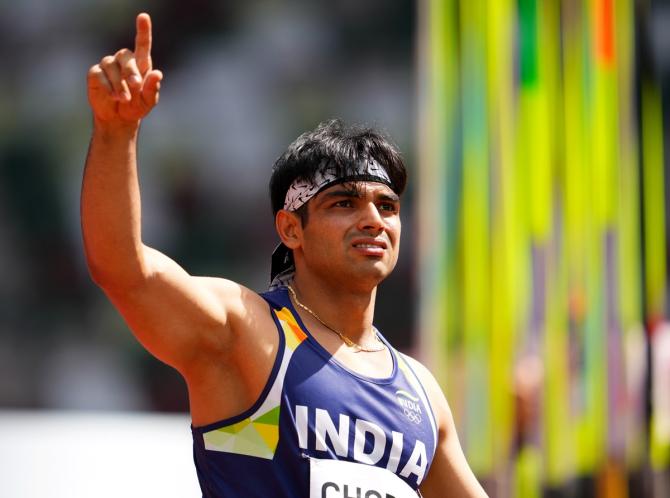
left=309, top=458, right=418, bottom=498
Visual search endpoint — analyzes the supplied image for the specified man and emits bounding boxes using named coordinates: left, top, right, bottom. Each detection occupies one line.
left=82, top=12, right=487, bottom=498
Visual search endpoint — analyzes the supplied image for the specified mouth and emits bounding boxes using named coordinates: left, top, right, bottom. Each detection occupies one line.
left=351, top=238, right=388, bottom=255
left=351, top=238, right=387, bottom=248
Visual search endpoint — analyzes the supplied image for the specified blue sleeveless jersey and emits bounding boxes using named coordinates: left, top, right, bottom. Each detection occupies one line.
left=191, top=287, right=437, bottom=497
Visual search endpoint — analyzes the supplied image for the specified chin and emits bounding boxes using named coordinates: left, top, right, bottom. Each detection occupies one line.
left=324, top=257, right=397, bottom=288
left=354, top=262, right=394, bottom=284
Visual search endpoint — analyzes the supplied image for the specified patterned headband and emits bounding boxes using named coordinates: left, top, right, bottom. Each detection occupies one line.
left=282, top=158, right=393, bottom=212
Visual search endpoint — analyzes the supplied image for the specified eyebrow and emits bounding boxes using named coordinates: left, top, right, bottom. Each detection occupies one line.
left=319, top=188, right=400, bottom=203
left=378, top=192, right=400, bottom=203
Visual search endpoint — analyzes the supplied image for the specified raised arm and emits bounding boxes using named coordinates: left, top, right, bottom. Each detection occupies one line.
left=83, top=13, right=161, bottom=288
left=81, top=14, right=269, bottom=380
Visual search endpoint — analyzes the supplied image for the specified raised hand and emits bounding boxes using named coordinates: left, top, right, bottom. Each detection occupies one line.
left=87, top=13, right=163, bottom=125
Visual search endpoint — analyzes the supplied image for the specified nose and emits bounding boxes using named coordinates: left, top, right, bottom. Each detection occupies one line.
left=357, top=201, right=385, bottom=233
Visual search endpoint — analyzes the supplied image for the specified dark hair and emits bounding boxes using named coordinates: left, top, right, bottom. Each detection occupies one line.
left=269, top=119, right=407, bottom=216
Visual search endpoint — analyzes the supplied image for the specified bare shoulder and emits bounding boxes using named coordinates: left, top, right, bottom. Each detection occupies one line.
left=195, top=276, right=271, bottom=316
left=400, top=354, right=450, bottom=425
left=184, top=278, right=281, bottom=425
left=192, top=276, right=277, bottom=344
left=401, top=354, right=440, bottom=389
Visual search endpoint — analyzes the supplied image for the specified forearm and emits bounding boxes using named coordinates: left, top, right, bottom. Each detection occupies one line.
left=81, top=120, right=149, bottom=287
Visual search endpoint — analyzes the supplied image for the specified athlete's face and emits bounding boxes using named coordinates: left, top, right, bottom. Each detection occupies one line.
left=298, top=181, right=401, bottom=287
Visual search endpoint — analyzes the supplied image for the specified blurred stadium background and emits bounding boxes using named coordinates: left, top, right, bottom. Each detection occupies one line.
left=0, top=0, right=668, bottom=496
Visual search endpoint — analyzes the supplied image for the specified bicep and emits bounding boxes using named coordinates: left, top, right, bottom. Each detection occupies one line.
left=102, top=245, right=243, bottom=372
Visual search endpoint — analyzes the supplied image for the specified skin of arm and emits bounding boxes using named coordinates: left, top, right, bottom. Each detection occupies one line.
left=81, top=13, right=277, bottom=424
left=404, top=357, right=489, bottom=498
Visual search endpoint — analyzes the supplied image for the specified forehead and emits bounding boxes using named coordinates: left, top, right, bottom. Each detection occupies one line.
left=315, top=181, right=398, bottom=200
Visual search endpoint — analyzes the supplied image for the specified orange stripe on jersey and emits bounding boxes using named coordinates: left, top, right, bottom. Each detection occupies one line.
left=274, top=307, right=308, bottom=350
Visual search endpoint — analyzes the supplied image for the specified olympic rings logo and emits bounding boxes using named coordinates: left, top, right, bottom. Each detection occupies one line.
left=403, top=408, right=422, bottom=424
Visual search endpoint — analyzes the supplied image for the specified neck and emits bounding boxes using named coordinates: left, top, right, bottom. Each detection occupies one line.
left=290, top=273, right=378, bottom=344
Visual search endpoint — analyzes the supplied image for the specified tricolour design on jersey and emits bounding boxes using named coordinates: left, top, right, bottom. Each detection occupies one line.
left=202, top=306, right=306, bottom=459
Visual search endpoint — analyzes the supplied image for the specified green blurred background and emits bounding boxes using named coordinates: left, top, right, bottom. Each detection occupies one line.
left=0, top=0, right=669, bottom=497
left=417, top=0, right=670, bottom=496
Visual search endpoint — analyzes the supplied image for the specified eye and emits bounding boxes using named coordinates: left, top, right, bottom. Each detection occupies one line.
left=333, top=199, right=353, bottom=208
left=378, top=202, right=398, bottom=213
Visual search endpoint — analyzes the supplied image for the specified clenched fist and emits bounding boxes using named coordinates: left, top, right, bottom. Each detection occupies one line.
left=87, top=13, right=163, bottom=125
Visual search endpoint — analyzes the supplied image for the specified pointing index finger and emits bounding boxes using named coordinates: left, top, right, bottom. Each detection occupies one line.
left=135, top=12, right=152, bottom=75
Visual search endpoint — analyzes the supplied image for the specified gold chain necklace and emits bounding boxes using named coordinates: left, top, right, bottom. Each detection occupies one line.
left=286, top=284, right=385, bottom=353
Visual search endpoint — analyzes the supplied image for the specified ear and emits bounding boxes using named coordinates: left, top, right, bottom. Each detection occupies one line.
left=275, top=210, right=302, bottom=250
